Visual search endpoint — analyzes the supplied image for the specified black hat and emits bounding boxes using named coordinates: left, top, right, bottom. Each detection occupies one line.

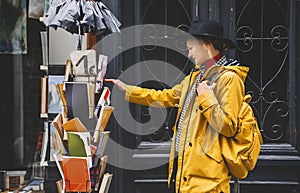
left=187, top=19, right=236, bottom=50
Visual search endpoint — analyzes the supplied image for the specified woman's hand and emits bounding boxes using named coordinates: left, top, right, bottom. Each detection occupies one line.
left=105, top=79, right=127, bottom=92
left=197, top=80, right=216, bottom=96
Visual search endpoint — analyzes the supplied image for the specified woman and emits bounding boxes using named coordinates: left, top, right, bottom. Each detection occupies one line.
left=106, top=19, right=249, bottom=193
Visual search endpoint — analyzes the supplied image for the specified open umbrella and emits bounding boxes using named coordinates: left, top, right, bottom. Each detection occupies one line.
left=43, top=0, right=121, bottom=49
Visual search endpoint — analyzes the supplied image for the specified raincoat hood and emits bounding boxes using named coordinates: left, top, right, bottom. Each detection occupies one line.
left=200, top=64, right=249, bottom=84
left=223, top=65, right=249, bottom=82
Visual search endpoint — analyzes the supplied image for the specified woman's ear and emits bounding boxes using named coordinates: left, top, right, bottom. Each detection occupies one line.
left=203, top=42, right=213, bottom=50
left=202, top=42, right=214, bottom=58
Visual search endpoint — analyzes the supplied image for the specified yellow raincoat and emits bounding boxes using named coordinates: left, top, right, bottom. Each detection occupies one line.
left=124, top=65, right=249, bottom=193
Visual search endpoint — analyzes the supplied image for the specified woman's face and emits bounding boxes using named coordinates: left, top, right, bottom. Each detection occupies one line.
left=186, top=38, right=210, bottom=67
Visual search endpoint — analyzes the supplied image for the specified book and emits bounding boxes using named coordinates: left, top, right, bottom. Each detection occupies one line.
left=98, top=173, right=113, bottom=193
left=88, top=83, right=95, bottom=119
left=95, top=54, right=108, bottom=93
left=40, top=31, right=48, bottom=66
left=0, top=170, right=6, bottom=192
left=50, top=124, right=69, bottom=160
left=64, top=59, right=73, bottom=83
left=70, top=49, right=97, bottom=83
left=56, top=83, right=68, bottom=118
left=52, top=113, right=64, bottom=139
left=22, top=178, right=44, bottom=191
left=61, top=156, right=91, bottom=192
left=93, top=132, right=110, bottom=167
left=48, top=75, right=64, bottom=114
left=67, top=131, right=92, bottom=168
left=98, top=155, right=108, bottom=183
left=93, top=106, right=114, bottom=143
left=65, top=82, right=98, bottom=130
left=94, top=87, right=111, bottom=118
left=89, top=166, right=99, bottom=190
left=40, top=76, right=48, bottom=116
left=28, top=0, right=45, bottom=19
left=33, top=131, right=44, bottom=163
left=53, top=154, right=66, bottom=193
left=94, top=155, right=108, bottom=191
left=40, top=121, right=49, bottom=165
left=62, top=117, right=88, bottom=132
left=5, top=170, right=27, bottom=191
left=31, top=162, right=45, bottom=179
left=56, top=179, right=63, bottom=193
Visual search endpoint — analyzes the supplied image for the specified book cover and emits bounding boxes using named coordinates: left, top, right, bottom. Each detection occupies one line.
left=94, top=87, right=111, bottom=118
left=33, top=131, right=44, bottom=163
left=64, top=59, right=73, bottom=83
left=98, top=173, right=113, bottom=193
left=23, top=178, right=44, bottom=191
left=52, top=113, right=64, bottom=139
left=48, top=75, right=64, bottom=114
left=93, top=107, right=114, bottom=143
left=28, top=0, right=45, bottom=19
left=93, top=132, right=110, bottom=167
left=40, top=121, right=49, bottom=164
left=70, top=49, right=97, bottom=83
left=61, top=156, right=91, bottom=192
left=50, top=124, right=68, bottom=160
left=62, top=117, right=88, bottom=132
left=98, top=155, right=108, bottom=182
left=88, top=83, right=95, bottom=119
left=40, top=30, right=48, bottom=66
left=5, top=170, right=26, bottom=191
left=57, top=83, right=68, bottom=118
left=95, top=54, right=108, bottom=93
left=40, top=76, right=48, bottom=116
left=94, top=155, right=108, bottom=191
left=65, top=82, right=97, bottom=130
left=67, top=131, right=92, bottom=168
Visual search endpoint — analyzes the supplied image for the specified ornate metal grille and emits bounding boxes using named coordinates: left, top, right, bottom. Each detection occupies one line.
left=131, top=0, right=191, bottom=143
left=236, top=0, right=289, bottom=143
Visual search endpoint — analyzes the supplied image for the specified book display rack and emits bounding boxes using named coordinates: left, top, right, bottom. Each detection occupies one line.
left=37, top=50, right=114, bottom=193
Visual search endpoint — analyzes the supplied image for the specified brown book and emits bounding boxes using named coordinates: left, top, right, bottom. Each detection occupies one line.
left=64, top=59, right=72, bottom=83
left=62, top=117, right=88, bottom=132
left=93, top=106, right=114, bottom=143
left=56, top=83, right=68, bottom=118
left=40, top=76, right=48, bottom=116
left=52, top=113, right=64, bottom=139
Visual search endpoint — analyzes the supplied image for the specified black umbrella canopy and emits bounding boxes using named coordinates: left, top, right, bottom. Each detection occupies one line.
left=44, top=0, right=121, bottom=36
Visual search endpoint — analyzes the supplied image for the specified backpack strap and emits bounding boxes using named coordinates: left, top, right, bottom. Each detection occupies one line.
left=234, top=177, right=240, bottom=193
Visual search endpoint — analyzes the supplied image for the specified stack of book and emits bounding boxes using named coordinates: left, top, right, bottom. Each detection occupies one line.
left=0, top=170, right=27, bottom=192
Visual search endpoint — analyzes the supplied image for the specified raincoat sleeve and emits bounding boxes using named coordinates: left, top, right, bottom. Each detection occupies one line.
left=124, top=82, right=182, bottom=108
left=196, top=71, right=245, bottom=137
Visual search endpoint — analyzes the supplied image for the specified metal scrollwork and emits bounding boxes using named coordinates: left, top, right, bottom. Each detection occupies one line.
left=270, top=25, right=289, bottom=51
left=262, top=100, right=289, bottom=141
left=236, top=25, right=254, bottom=53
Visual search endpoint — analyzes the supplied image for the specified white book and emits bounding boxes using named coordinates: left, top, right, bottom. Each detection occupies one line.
left=93, top=106, right=114, bottom=143
left=40, top=31, right=48, bottom=66
left=99, top=173, right=113, bottom=193
left=40, top=121, right=49, bottom=165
